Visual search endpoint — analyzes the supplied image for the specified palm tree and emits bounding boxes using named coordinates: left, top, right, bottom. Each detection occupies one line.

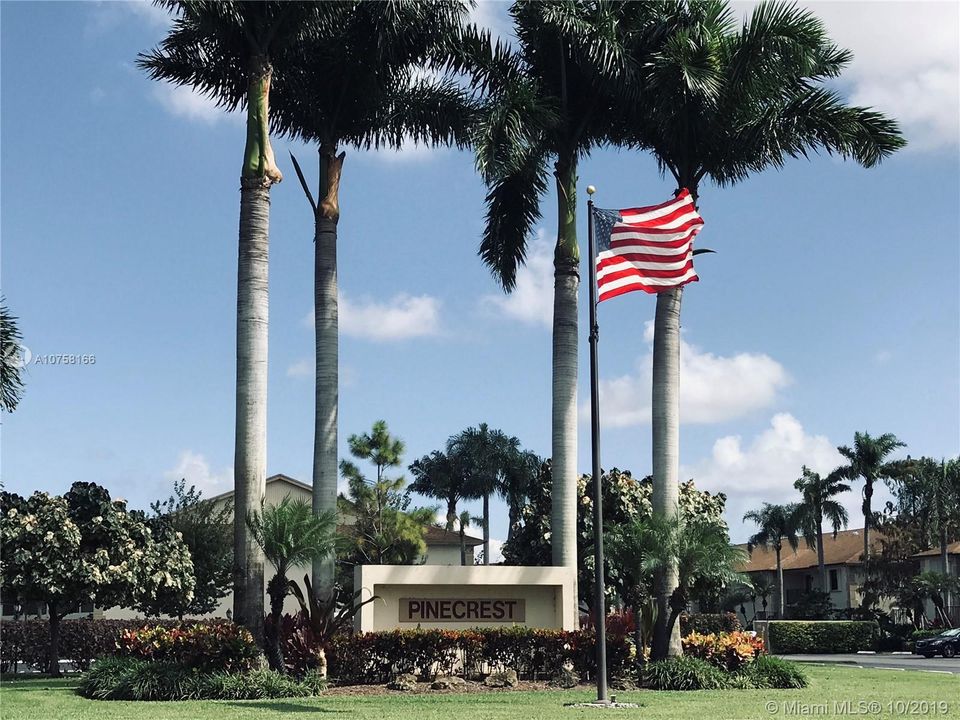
left=139, top=1, right=322, bottom=642
left=617, top=515, right=746, bottom=657
left=614, top=0, right=904, bottom=656
left=270, top=1, right=472, bottom=604
left=448, top=423, right=520, bottom=565
left=837, top=431, right=906, bottom=565
left=455, top=509, right=483, bottom=566
left=744, top=502, right=802, bottom=619
left=751, top=574, right=775, bottom=620
left=247, top=496, right=337, bottom=671
left=465, top=2, right=660, bottom=575
left=794, top=466, right=850, bottom=593
left=409, top=449, right=475, bottom=532
left=499, top=450, right=541, bottom=546
left=0, top=299, right=25, bottom=412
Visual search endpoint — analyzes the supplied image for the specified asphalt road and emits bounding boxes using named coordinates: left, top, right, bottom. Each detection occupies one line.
left=782, top=653, right=960, bottom=674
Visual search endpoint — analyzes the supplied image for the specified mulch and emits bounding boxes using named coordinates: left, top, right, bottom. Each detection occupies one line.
left=323, top=680, right=570, bottom=697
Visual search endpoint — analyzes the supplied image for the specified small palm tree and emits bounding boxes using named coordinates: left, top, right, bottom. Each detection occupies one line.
left=247, top=496, right=337, bottom=672
left=795, top=466, right=850, bottom=592
left=751, top=574, right=775, bottom=620
left=639, top=516, right=747, bottom=658
left=837, top=432, right=906, bottom=565
left=744, top=503, right=802, bottom=619
left=454, top=510, right=484, bottom=567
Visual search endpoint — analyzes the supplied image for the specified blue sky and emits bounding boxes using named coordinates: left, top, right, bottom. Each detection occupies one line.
left=2, top=1, right=958, bottom=553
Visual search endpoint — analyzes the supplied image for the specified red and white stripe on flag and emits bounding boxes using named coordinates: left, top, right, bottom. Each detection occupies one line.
left=595, top=189, right=704, bottom=302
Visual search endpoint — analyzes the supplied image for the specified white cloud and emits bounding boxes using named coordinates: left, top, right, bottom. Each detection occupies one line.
left=287, top=358, right=357, bottom=386
left=682, top=413, right=856, bottom=542
left=595, top=322, right=790, bottom=427
left=469, top=0, right=513, bottom=43
left=873, top=349, right=892, bottom=365
left=286, top=359, right=312, bottom=378
left=304, top=293, right=441, bottom=342
left=152, top=83, right=238, bottom=125
left=358, top=138, right=447, bottom=164
left=86, top=0, right=172, bottom=37
left=481, top=230, right=554, bottom=328
left=165, top=450, right=232, bottom=495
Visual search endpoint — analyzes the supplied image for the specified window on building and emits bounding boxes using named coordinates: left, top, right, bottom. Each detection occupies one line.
left=829, top=569, right=839, bottom=591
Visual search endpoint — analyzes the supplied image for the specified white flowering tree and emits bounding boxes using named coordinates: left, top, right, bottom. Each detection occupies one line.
left=0, top=482, right=194, bottom=675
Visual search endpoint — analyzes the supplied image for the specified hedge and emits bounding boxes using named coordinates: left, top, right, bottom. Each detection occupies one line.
left=679, top=613, right=742, bottom=637
left=0, top=619, right=219, bottom=672
left=327, top=627, right=632, bottom=684
left=767, top=621, right=879, bottom=654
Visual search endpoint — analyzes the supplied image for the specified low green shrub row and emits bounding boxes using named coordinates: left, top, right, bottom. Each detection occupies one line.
left=327, top=627, right=632, bottom=684
left=767, top=620, right=878, bottom=654
left=910, top=629, right=943, bottom=642
left=679, top=613, right=742, bottom=637
left=642, top=655, right=808, bottom=691
left=79, top=656, right=326, bottom=701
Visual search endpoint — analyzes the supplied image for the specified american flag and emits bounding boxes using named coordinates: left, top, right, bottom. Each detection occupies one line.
left=593, top=189, right=704, bottom=302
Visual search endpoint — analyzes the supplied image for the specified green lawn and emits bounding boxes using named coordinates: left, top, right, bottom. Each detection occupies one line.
left=2, top=666, right=958, bottom=720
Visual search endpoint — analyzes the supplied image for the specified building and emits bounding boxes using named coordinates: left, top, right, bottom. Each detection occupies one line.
left=735, top=528, right=880, bottom=622
left=912, top=541, right=960, bottom=625
left=736, top=529, right=960, bottom=624
left=1, top=473, right=482, bottom=622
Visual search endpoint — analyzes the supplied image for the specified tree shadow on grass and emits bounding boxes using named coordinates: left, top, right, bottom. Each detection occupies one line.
left=220, top=701, right=347, bottom=714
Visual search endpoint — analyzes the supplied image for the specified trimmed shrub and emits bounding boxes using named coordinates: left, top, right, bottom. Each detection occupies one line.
left=680, top=613, right=741, bottom=637
left=642, top=656, right=732, bottom=690
left=117, top=622, right=260, bottom=673
left=767, top=620, right=878, bottom=654
left=682, top=631, right=764, bottom=671
left=78, top=656, right=320, bottom=701
left=325, top=627, right=631, bottom=685
left=911, top=629, right=942, bottom=642
left=744, top=655, right=808, bottom=689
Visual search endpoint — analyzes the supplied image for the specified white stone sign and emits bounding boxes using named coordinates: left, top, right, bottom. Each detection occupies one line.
left=354, top=565, right=577, bottom=632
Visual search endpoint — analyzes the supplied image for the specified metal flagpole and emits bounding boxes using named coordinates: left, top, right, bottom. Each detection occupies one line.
left=586, top=185, right=609, bottom=703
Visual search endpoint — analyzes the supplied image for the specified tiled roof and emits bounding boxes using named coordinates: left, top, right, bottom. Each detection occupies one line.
left=736, top=528, right=881, bottom=572
left=912, top=541, right=960, bottom=558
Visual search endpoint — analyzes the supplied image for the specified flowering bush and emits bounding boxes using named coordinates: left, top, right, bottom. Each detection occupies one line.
left=681, top=631, right=764, bottom=671
left=118, top=621, right=260, bottom=673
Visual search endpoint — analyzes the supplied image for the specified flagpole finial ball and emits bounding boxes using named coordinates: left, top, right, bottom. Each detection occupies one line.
left=587, top=185, right=596, bottom=196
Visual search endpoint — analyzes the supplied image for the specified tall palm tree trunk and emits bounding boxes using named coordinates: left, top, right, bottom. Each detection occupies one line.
left=233, top=57, right=280, bottom=643
left=446, top=498, right=457, bottom=532
left=312, top=145, right=345, bottom=602
left=817, top=521, right=828, bottom=593
left=233, top=177, right=270, bottom=642
left=776, top=549, right=785, bottom=618
left=862, top=479, right=873, bottom=563
left=551, top=159, right=579, bottom=584
left=651, top=287, right=683, bottom=658
left=483, top=493, right=490, bottom=565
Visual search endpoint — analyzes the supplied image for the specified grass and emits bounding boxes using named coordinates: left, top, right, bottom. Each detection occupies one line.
left=1, top=666, right=958, bottom=720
